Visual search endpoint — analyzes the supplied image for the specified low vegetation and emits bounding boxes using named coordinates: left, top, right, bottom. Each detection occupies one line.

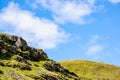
left=0, top=33, right=78, bottom=80
left=1, top=33, right=120, bottom=80
left=60, top=60, right=120, bottom=80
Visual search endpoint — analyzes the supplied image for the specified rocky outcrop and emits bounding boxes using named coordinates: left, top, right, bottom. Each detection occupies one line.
left=0, top=33, right=79, bottom=80
left=0, top=33, right=48, bottom=61
left=0, top=33, right=27, bottom=50
left=43, top=61, right=78, bottom=79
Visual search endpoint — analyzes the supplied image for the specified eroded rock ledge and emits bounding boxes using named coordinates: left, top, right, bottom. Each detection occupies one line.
left=0, top=33, right=48, bottom=61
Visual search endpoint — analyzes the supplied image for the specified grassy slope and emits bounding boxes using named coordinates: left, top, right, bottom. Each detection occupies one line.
left=0, top=33, right=78, bottom=80
left=60, top=60, right=120, bottom=80
left=0, top=58, right=69, bottom=80
left=0, top=59, right=51, bottom=80
left=1, top=33, right=120, bottom=80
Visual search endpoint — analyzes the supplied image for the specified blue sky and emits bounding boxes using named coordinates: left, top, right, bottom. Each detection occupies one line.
left=0, top=0, right=120, bottom=66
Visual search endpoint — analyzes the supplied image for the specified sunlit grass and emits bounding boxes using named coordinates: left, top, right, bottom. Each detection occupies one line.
left=60, top=60, right=120, bottom=80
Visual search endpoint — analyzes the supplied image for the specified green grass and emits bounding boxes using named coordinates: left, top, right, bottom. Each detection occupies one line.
left=0, top=33, right=79, bottom=80
left=0, top=59, right=58, bottom=80
left=2, top=33, right=120, bottom=80
left=0, top=57, right=78, bottom=80
left=59, top=60, right=120, bottom=80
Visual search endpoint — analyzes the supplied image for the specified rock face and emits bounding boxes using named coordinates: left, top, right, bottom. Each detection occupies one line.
left=0, top=33, right=48, bottom=61
left=0, top=33, right=27, bottom=49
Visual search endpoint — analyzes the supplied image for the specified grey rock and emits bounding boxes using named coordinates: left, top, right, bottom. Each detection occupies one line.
left=0, top=33, right=48, bottom=61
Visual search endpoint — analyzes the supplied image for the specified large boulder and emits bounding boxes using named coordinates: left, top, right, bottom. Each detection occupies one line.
left=0, top=33, right=48, bottom=61
left=0, top=33, right=27, bottom=51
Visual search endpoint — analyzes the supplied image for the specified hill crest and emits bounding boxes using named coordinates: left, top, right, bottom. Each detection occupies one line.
left=60, top=60, right=120, bottom=80
left=1, top=33, right=120, bottom=80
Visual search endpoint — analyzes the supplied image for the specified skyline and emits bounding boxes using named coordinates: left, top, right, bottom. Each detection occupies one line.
left=0, top=0, right=120, bottom=66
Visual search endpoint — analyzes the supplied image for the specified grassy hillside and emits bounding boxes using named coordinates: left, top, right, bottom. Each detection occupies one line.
left=0, top=33, right=79, bottom=80
left=1, top=33, right=120, bottom=80
left=0, top=58, right=78, bottom=80
left=60, top=60, right=120, bottom=80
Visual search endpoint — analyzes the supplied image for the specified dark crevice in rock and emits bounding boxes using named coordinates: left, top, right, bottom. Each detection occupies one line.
left=0, top=62, right=4, bottom=66
left=14, top=55, right=31, bottom=65
left=0, top=70, right=3, bottom=74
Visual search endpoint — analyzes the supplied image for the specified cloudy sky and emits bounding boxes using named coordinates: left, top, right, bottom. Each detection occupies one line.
left=0, top=0, right=120, bottom=66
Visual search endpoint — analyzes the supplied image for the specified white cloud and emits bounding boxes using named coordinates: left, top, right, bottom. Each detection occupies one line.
left=0, top=2, right=69, bottom=49
left=87, top=45, right=103, bottom=55
left=86, top=35, right=104, bottom=56
left=32, top=0, right=96, bottom=24
left=109, top=0, right=120, bottom=4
